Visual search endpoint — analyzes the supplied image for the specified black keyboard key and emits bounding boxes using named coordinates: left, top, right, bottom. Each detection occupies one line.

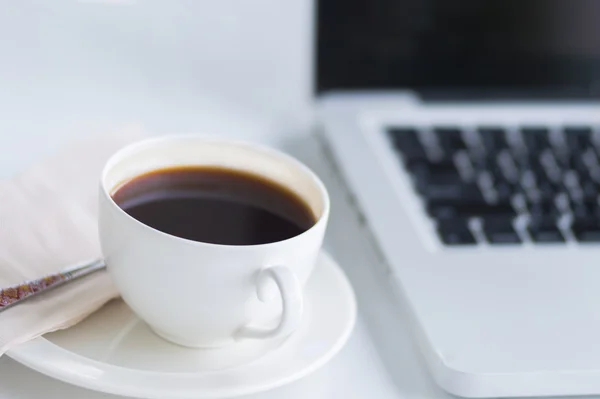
left=528, top=216, right=564, bottom=243
left=571, top=217, right=600, bottom=242
left=564, top=126, right=593, bottom=150
left=474, top=205, right=517, bottom=219
left=410, top=159, right=462, bottom=194
left=428, top=199, right=516, bottom=219
left=536, top=181, right=561, bottom=203
left=528, top=199, right=561, bottom=217
left=427, top=203, right=459, bottom=219
left=405, top=161, right=429, bottom=180
left=580, top=180, right=599, bottom=202
left=434, top=127, right=467, bottom=152
left=478, top=127, right=509, bottom=152
left=495, top=180, right=515, bottom=202
left=572, top=200, right=600, bottom=219
left=388, top=128, right=427, bottom=164
left=560, top=154, right=588, bottom=173
left=516, top=158, right=554, bottom=191
left=421, top=181, right=473, bottom=201
left=421, top=181, right=482, bottom=203
left=476, top=199, right=516, bottom=215
left=482, top=217, right=521, bottom=244
left=515, top=154, right=544, bottom=172
left=472, top=154, right=505, bottom=181
left=436, top=219, right=476, bottom=245
left=521, top=127, right=551, bottom=151
left=577, top=167, right=594, bottom=185
left=422, top=159, right=458, bottom=175
left=407, top=159, right=457, bottom=176
left=527, top=170, right=549, bottom=193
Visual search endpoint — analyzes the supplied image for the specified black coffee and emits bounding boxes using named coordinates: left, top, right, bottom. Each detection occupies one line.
left=111, top=166, right=316, bottom=245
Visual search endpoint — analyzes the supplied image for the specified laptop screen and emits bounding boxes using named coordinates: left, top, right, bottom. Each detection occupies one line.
left=316, top=0, right=600, bottom=99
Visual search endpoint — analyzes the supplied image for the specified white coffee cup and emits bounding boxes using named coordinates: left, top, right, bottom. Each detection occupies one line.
left=98, top=136, right=330, bottom=348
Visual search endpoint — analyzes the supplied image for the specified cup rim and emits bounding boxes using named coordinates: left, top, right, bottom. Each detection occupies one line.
left=100, top=134, right=330, bottom=249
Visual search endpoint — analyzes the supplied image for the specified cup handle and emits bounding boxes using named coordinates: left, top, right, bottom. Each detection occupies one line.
left=236, top=265, right=303, bottom=340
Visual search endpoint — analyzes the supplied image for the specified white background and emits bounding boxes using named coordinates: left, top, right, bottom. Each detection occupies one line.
left=0, top=0, right=314, bottom=177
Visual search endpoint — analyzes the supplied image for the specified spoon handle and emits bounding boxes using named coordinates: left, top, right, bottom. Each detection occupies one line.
left=0, top=259, right=106, bottom=313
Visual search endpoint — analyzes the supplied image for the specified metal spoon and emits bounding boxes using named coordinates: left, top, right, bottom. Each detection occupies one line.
left=0, top=259, right=106, bottom=313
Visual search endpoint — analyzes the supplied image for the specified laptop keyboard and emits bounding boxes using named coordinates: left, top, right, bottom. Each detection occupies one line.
left=387, top=125, right=600, bottom=246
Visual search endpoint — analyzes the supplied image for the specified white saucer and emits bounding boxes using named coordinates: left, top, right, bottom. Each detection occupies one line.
left=7, top=251, right=356, bottom=399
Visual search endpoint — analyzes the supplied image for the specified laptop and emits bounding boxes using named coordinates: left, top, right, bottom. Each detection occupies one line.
left=316, top=0, right=600, bottom=397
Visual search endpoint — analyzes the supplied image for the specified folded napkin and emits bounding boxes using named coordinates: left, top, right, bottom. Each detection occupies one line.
left=0, top=133, right=141, bottom=355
